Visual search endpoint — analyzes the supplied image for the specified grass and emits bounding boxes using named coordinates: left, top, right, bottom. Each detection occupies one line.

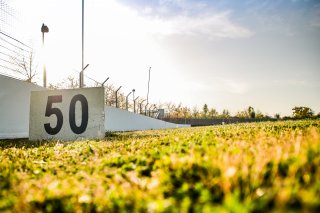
left=0, top=120, right=320, bottom=212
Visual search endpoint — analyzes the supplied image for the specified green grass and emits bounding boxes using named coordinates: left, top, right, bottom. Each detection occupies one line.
left=0, top=120, right=320, bottom=212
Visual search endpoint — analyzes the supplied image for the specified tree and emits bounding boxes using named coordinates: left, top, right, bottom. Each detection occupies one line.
left=255, top=110, right=265, bottom=119
left=66, top=76, right=79, bottom=88
left=221, top=109, right=230, bottom=118
left=192, top=106, right=200, bottom=118
left=164, top=102, right=176, bottom=118
left=118, top=93, right=126, bottom=109
left=248, top=106, right=255, bottom=119
left=236, top=107, right=256, bottom=119
left=236, top=110, right=249, bottom=118
left=208, top=108, right=218, bottom=118
left=105, top=84, right=116, bottom=106
left=181, top=106, right=191, bottom=118
left=173, top=103, right=183, bottom=118
left=292, top=106, right=314, bottom=119
left=202, top=104, right=209, bottom=118
left=48, top=75, right=79, bottom=89
left=236, top=111, right=244, bottom=118
left=11, top=51, right=37, bottom=82
left=274, top=113, right=281, bottom=120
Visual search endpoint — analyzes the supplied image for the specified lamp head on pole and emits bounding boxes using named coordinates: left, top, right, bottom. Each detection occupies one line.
left=41, top=24, right=49, bottom=33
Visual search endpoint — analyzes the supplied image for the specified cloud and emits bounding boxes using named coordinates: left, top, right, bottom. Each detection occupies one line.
left=186, top=78, right=250, bottom=95
left=143, top=0, right=208, bottom=16
left=119, top=1, right=253, bottom=40
left=144, top=11, right=253, bottom=40
left=220, top=79, right=250, bottom=94
left=272, top=79, right=307, bottom=86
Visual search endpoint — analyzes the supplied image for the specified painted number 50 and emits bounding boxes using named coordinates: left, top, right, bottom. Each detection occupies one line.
left=44, top=94, right=89, bottom=135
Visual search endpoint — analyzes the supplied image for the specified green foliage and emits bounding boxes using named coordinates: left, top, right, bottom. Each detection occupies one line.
left=274, top=113, right=281, bottom=120
left=208, top=108, right=218, bottom=118
left=236, top=107, right=264, bottom=119
left=202, top=104, right=209, bottom=118
left=0, top=120, right=320, bottom=212
left=255, top=111, right=265, bottom=119
left=236, top=109, right=249, bottom=118
left=292, top=106, right=314, bottom=119
left=248, top=106, right=255, bottom=119
left=221, top=109, right=230, bottom=118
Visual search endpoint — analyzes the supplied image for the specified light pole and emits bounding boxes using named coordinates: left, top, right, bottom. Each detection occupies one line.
left=132, top=89, right=135, bottom=111
left=134, top=96, right=139, bottom=113
left=145, top=103, right=149, bottom=116
left=81, top=0, right=85, bottom=88
left=146, top=67, right=151, bottom=105
left=126, top=91, right=132, bottom=110
left=115, top=86, right=122, bottom=108
left=41, top=23, right=49, bottom=88
left=79, top=63, right=89, bottom=88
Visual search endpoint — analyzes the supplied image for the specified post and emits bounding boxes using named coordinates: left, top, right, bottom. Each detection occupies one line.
left=101, top=77, right=109, bottom=86
left=134, top=96, right=139, bottom=113
left=126, top=91, right=132, bottom=110
left=42, top=32, right=46, bottom=88
left=139, top=100, right=146, bottom=114
left=132, top=89, right=135, bottom=111
left=145, top=103, right=149, bottom=116
left=41, top=24, right=49, bottom=88
left=115, top=86, right=122, bottom=108
left=79, top=64, right=89, bottom=88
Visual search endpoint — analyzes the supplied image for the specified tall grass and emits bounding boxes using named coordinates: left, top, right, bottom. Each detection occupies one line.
left=0, top=120, right=319, bottom=212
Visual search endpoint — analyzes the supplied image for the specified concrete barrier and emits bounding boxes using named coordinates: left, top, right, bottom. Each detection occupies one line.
left=0, top=75, right=46, bottom=139
left=0, top=74, right=190, bottom=139
left=105, top=106, right=190, bottom=132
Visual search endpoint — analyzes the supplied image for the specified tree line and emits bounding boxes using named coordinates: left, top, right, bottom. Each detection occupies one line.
left=160, top=104, right=270, bottom=119
left=162, top=103, right=320, bottom=120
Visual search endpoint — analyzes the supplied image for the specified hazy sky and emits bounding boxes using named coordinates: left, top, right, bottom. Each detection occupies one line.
left=6, top=0, right=320, bottom=116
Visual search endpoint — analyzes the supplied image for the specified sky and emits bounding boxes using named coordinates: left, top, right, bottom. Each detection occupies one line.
left=4, top=0, right=320, bottom=116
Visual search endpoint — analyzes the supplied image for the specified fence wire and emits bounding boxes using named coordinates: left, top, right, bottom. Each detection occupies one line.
left=0, top=0, right=32, bottom=80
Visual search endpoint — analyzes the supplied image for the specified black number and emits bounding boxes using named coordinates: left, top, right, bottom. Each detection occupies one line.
left=44, top=95, right=63, bottom=135
left=69, top=94, right=88, bottom=134
left=43, top=94, right=89, bottom=135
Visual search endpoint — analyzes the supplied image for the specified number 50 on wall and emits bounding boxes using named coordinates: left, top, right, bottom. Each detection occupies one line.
left=29, top=87, right=105, bottom=141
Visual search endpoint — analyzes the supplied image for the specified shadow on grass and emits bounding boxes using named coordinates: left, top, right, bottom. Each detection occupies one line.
left=0, top=130, right=164, bottom=149
left=0, top=139, right=71, bottom=149
left=104, top=131, right=162, bottom=142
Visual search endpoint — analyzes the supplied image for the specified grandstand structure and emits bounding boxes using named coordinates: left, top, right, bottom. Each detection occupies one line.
left=0, top=0, right=33, bottom=81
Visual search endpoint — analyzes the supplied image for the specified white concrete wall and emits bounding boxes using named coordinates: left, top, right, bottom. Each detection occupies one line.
left=0, top=75, right=46, bottom=139
left=0, top=74, right=190, bottom=139
left=105, top=106, right=190, bottom=132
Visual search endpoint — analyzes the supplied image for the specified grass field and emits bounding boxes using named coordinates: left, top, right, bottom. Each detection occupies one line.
left=0, top=120, right=320, bottom=212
